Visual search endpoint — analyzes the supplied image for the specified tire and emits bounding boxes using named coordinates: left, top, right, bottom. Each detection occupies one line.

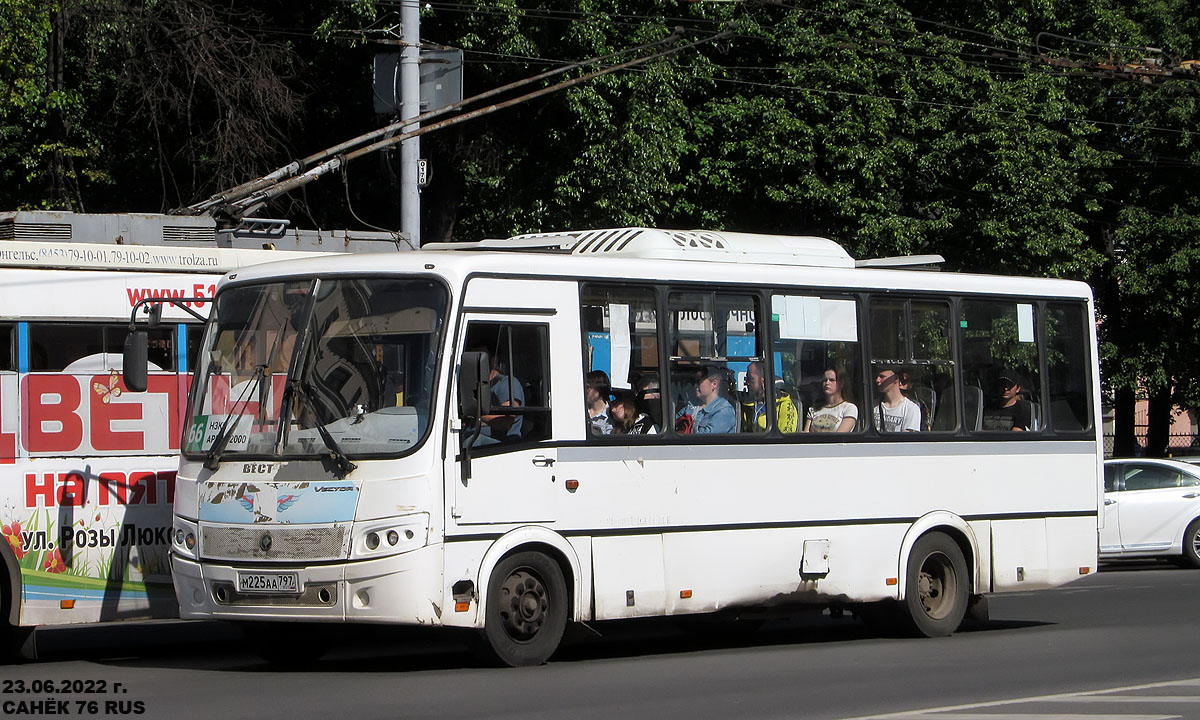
left=901, top=532, right=969, bottom=638
left=0, top=562, right=35, bottom=664
left=1182, top=518, right=1200, bottom=569
left=481, top=551, right=568, bottom=667
left=242, top=622, right=332, bottom=667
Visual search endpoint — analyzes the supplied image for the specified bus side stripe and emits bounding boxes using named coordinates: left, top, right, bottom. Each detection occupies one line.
left=445, top=509, right=1097, bottom=543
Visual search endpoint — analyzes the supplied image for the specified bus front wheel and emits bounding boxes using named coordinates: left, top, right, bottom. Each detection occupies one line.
left=902, top=532, right=969, bottom=638
left=481, top=551, right=567, bottom=667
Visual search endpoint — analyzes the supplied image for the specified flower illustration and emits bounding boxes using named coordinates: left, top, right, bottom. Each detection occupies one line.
left=43, top=548, right=66, bottom=574
left=2, top=521, right=25, bottom=560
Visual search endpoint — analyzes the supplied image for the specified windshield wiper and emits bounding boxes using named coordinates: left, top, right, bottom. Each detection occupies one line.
left=286, top=378, right=357, bottom=478
left=204, top=364, right=267, bottom=471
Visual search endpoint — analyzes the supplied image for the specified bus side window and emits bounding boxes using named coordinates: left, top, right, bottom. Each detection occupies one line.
left=0, top=323, right=14, bottom=370
left=462, top=321, right=552, bottom=446
left=961, top=300, right=1040, bottom=434
left=769, top=294, right=862, bottom=435
left=868, top=299, right=955, bottom=433
left=668, top=290, right=758, bottom=436
left=1045, top=303, right=1092, bottom=432
left=28, top=323, right=176, bottom=372
left=581, top=284, right=661, bottom=438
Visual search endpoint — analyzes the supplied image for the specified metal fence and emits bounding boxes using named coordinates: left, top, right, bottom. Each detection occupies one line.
left=1103, top=433, right=1199, bottom=458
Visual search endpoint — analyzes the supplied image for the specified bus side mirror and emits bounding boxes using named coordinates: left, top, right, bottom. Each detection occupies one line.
left=459, top=351, right=491, bottom=419
left=146, top=303, right=163, bottom=328
left=123, top=330, right=148, bottom=393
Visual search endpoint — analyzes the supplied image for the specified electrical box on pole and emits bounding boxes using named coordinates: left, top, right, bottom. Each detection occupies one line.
left=373, top=48, right=464, bottom=115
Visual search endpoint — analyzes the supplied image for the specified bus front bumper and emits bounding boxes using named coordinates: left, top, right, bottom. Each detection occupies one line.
left=171, top=544, right=444, bottom=625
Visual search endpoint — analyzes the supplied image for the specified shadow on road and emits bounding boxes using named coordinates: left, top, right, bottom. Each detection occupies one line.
left=25, top=609, right=1052, bottom=673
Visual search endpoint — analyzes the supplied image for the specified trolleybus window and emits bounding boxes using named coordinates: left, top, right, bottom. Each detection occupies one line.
left=0, top=323, right=13, bottom=370
left=28, top=323, right=177, bottom=372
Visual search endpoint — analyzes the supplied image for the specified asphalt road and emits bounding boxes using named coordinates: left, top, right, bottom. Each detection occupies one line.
left=5, top=561, right=1200, bottom=720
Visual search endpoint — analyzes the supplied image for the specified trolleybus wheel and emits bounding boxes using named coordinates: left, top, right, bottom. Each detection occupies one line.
left=902, top=532, right=969, bottom=638
left=481, top=551, right=567, bottom=667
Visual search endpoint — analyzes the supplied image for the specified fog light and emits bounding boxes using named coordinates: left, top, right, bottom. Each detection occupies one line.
left=366, top=532, right=380, bottom=550
left=185, top=533, right=196, bottom=550
left=387, top=530, right=399, bottom=546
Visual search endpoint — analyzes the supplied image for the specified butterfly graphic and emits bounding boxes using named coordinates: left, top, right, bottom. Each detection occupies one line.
left=93, top=369, right=123, bottom=403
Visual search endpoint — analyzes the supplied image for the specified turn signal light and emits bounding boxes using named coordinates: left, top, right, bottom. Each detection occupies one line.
left=885, top=578, right=898, bottom=586
left=1079, top=567, right=1091, bottom=575
left=60, top=600, right=75, bottom=609
left=679, top=590, right=692, bottom=599
left=454, top=601, right=471, bottom=612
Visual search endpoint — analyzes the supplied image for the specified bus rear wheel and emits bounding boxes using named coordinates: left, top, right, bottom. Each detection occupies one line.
left=902, top=532, right=969, bottom=638
left=481, top=551, right=567, bottom=667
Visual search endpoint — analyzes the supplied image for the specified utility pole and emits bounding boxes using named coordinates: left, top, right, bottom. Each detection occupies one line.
left=400, top=0, right=421, bottom=245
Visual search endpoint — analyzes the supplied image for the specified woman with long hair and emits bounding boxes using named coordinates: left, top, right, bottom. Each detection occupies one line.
left=804, top=366, right=858, bottom=432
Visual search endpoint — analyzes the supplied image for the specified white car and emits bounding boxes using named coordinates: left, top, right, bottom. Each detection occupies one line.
left=1102, top=458, right=1200, bottom=567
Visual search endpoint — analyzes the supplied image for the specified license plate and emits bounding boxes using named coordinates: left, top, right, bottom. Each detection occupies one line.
left=237, top=571, right=299, bottom=594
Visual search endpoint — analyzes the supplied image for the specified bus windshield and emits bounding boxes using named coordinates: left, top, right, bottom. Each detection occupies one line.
left=186, top=276, right=448, bottom=461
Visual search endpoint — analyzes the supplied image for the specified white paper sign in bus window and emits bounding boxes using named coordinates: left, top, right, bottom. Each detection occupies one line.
left=1017, top=303, right=1035, bottom=343
left=609, top=303, right=632, bottom=389
left=772, top=295, right=858, bottom=342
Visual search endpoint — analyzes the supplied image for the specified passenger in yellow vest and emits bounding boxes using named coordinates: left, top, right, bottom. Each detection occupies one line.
left=740, top=361, right=799, bottom=433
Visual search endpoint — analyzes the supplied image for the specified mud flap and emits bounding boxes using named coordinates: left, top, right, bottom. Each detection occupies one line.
left=965, top=593, right=989, bottom=623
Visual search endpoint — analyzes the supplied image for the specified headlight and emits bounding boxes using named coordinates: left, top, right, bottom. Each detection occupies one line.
left=172, top=517, right=200, bottom=560
left=352, top=515, right=429, bottom=560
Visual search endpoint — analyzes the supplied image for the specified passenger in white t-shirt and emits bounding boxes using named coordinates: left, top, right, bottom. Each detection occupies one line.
left=872, top=366, right=921, bottom=433
left=804, top=366, right=859, bottom=433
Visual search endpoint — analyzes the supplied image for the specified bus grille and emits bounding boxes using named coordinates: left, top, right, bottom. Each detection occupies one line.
left=0, top=221, right=72, bottom=241
left=200, top=524, right=351, bottom=562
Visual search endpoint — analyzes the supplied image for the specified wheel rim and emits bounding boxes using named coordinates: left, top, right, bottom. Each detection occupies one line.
left=917, top=551, right=959, bottom=620
left=498, top=569, right=549, bottom=642
left=1192, top=527, right=1200, bottom=558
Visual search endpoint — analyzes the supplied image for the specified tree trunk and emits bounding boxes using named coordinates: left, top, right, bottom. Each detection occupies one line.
left=1145, top=386, right=1173, bottom=458
left=1112, top=386, right=1137, bottom=458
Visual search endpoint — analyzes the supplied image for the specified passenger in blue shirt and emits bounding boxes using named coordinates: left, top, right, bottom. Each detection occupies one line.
left=692, top=366, right=736, bottom=434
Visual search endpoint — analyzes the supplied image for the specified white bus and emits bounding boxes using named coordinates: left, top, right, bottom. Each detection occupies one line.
left=0, top=210, right=403, bottom=660
left=140, top=228, right=1101, bottom=667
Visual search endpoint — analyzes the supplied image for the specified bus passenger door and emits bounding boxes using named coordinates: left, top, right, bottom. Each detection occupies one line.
left=452, top=315, right=560, bottom=525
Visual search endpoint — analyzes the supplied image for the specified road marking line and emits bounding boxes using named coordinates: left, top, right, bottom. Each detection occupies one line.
left=903, top=714, right=1177, bottom=720
left=840, top=677, right=1200, bottom=719
left=1047, top=696, right=1200, bottom=703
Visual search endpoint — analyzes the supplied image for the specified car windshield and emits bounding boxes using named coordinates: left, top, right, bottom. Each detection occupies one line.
left=185, top=277, right=447, bottom=460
